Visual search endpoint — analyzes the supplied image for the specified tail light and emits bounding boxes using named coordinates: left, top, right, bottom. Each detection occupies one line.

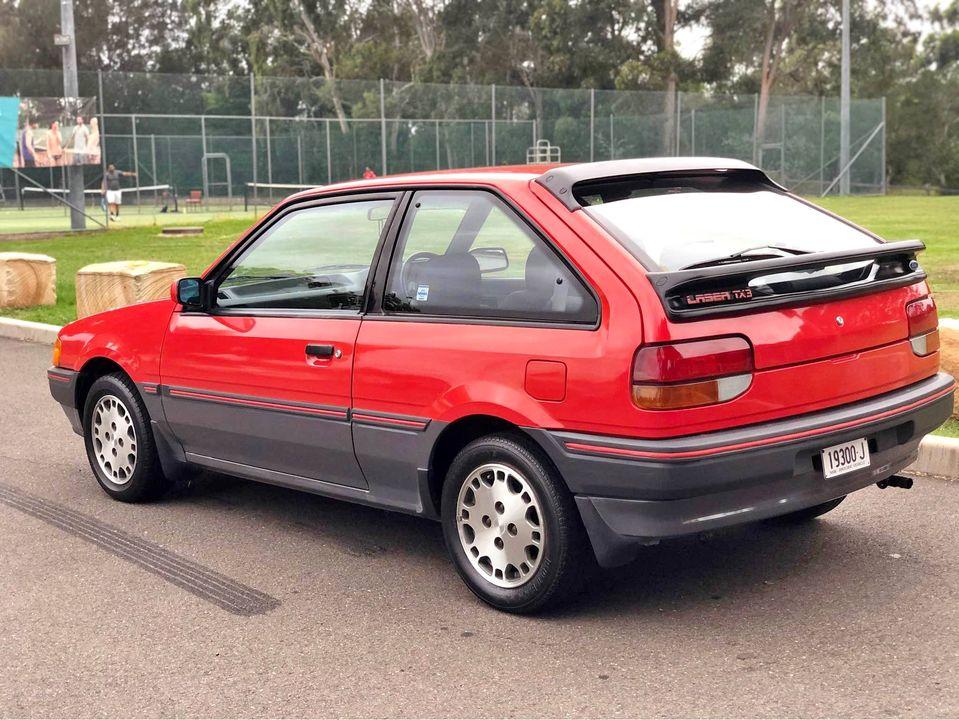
left=52, top=337, right=62, bottom=367
left=906, top=296, right=939, bottom=356
left=632, top=336, right=754, bottom=410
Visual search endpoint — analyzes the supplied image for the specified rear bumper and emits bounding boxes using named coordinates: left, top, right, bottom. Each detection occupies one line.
left=532, top=372, right=955, bottom=567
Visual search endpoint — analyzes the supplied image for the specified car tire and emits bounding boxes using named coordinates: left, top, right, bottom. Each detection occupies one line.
left=767, top=495, right=846, bottom=523
left=441, top=433, right=591, bottom=613
left=82, top=372, right=169, bottom=502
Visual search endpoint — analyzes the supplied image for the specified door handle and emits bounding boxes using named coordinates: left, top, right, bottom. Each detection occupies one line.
left=306, top=343, right=340, bottom=358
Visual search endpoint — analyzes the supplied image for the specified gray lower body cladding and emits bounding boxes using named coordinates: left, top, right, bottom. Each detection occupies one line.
left=531, top=373, right=955, bottom=567
left=47, top=367, right=82, bottom=434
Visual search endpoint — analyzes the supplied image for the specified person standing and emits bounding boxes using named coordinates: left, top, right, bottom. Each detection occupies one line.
left=87, top=117, right=101, bottom=165
left=46, top=121, right=63, bottom=166
left=72, top=116, right=90, bottom=165
left=362, top=166, right=377, bottom=179
left=19, top=121, right=37, bottom=167
left=102, top=163, right=136, bottom=222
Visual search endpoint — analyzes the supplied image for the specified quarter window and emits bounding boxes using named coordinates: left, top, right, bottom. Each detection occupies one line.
left=217, top=198, right=394, bottom=311
left=384, top=191, right=597, bottom=324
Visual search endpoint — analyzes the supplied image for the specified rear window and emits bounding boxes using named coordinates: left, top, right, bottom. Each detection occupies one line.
left=576, top=171, right=881, bottom=271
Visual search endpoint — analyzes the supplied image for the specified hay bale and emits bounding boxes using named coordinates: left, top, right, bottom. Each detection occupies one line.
left=940, top=326, right=959, bottom=418
left=0, top=252, right=56, bottom=308
left=76, top=260, right=186, bottom=319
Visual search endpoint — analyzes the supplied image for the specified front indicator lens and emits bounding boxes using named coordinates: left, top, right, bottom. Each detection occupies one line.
left=633, top=374, right=752, bottom=410
left=52, top=337, right=62, bottom=367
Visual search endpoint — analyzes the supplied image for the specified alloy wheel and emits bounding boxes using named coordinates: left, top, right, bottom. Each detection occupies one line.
left=91, top=394, right=138, bottom=485
left=456, top=462, right=545, bottom=588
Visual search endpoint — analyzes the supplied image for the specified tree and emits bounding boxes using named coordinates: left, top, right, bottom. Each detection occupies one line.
left=157, top=0, right=249, bottom=75
left=404, top=0, right=446, bottom=61
left=0, top=0, right=186, bottom=73
left=244, top=0, right=365, bottom=132
left=698, top=0, right=829, bottom=163
left=654, top=0, right=679, bottom=152
left=887, top=0, right=959, bottom=187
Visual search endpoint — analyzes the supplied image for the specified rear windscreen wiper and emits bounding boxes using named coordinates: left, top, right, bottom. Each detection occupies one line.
left=679, top=245, right=811, bottom=271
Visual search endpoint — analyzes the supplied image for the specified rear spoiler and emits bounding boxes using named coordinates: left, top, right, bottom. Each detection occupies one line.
left=647, top=239, right=927, bottom=321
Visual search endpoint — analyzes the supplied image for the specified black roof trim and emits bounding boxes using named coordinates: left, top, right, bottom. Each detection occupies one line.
left=535, top=157, right=768, bottom=211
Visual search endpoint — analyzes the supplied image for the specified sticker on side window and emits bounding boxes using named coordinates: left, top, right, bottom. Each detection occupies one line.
left=416, top=285, right=429, bottom=301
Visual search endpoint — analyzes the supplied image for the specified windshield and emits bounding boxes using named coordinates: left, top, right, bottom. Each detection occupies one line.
left=578, top=173, right=881, bottom=271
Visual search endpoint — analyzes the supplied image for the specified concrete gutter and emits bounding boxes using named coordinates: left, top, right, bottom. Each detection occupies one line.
left=0, top=317, right=61, bottom=345
left=1, top=313, right=957, bottom=480
left=908, top=435, right=958, bottom=480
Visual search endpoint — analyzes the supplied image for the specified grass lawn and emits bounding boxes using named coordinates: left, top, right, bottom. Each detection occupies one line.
left=935, top=418, right=959, bottom=438
left=814, top=195, right=959, bottom=319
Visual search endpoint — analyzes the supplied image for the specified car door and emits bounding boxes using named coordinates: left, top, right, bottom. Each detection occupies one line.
left=351, top=189, right=604, bottom=502
left=161, top=193, right=399, bottom=489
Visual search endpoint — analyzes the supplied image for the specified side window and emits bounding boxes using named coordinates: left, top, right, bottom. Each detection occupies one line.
left=217, top=198, right=394, bottom=311
left=384, top=191, right=598, bottom=324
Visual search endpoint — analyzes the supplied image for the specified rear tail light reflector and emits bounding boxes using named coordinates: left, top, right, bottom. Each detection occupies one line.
left=910, top=331, right=940, bottom=356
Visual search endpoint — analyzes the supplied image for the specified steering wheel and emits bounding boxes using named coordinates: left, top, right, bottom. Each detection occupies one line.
left=400, top=251, right=440, bottom=298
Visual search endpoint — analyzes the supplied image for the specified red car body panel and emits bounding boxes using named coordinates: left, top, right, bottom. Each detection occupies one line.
left=56, top=299, right=171, bottom=384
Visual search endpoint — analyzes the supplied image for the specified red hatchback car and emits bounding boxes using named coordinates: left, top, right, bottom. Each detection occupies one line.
left=49, top=158, right=955, bottom=612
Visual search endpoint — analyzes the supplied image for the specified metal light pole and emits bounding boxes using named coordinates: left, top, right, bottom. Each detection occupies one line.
left=60, top=0, right=86, bottom=229
left=839, top=0, right=851, bottom=195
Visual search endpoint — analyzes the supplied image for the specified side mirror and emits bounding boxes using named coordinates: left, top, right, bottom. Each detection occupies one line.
left=175, top=277, right=205, bottom=308
left=470, top=246, right=510, bottom=274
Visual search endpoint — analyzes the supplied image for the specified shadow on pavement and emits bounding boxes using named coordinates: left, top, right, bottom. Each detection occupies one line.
left=168, top=470, right=891, bottom=621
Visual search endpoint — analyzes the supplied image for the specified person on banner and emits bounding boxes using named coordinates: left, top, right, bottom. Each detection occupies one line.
left=19, top=120, right=37, bottom=167
left=46, top=121, right=63, bottom=166
left=362, top=166, right=377, bottom=179
left=102, top=163, right=137, bottom=222
left=87, top=117, right=101, bottom=165
left=72, top=116, right=90, bottom=164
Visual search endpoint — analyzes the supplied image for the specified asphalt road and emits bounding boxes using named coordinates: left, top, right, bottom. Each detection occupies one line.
left=1, top=336, right=957, bottom=718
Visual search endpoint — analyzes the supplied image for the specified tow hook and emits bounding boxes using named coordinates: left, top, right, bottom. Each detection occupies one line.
left=877, top=475, right=913, bottom=490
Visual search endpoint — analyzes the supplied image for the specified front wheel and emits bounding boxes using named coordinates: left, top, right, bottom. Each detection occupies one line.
left=83, top=372, right=169, bottom=502
left=441, top=434, right=591, bottom=613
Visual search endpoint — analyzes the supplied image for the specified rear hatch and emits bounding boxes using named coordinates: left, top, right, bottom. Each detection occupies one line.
left=646, top=239, right=924, bottom=370
left=537, top=164, right=939, bottom=435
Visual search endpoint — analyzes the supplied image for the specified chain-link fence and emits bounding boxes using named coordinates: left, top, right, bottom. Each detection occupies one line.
left=0, top=69, right=886, bottom=233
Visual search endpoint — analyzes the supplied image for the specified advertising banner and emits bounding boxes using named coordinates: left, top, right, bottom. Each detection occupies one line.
left=0, top=96, right=18, bottom=168
left=11, top=96, right=100, bottom=168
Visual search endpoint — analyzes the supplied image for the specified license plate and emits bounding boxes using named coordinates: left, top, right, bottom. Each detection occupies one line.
left=821, top=437, right=870, bottom=479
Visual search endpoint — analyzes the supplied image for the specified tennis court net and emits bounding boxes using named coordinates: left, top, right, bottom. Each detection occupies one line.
left=20, top=184, right=173, bottom=210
